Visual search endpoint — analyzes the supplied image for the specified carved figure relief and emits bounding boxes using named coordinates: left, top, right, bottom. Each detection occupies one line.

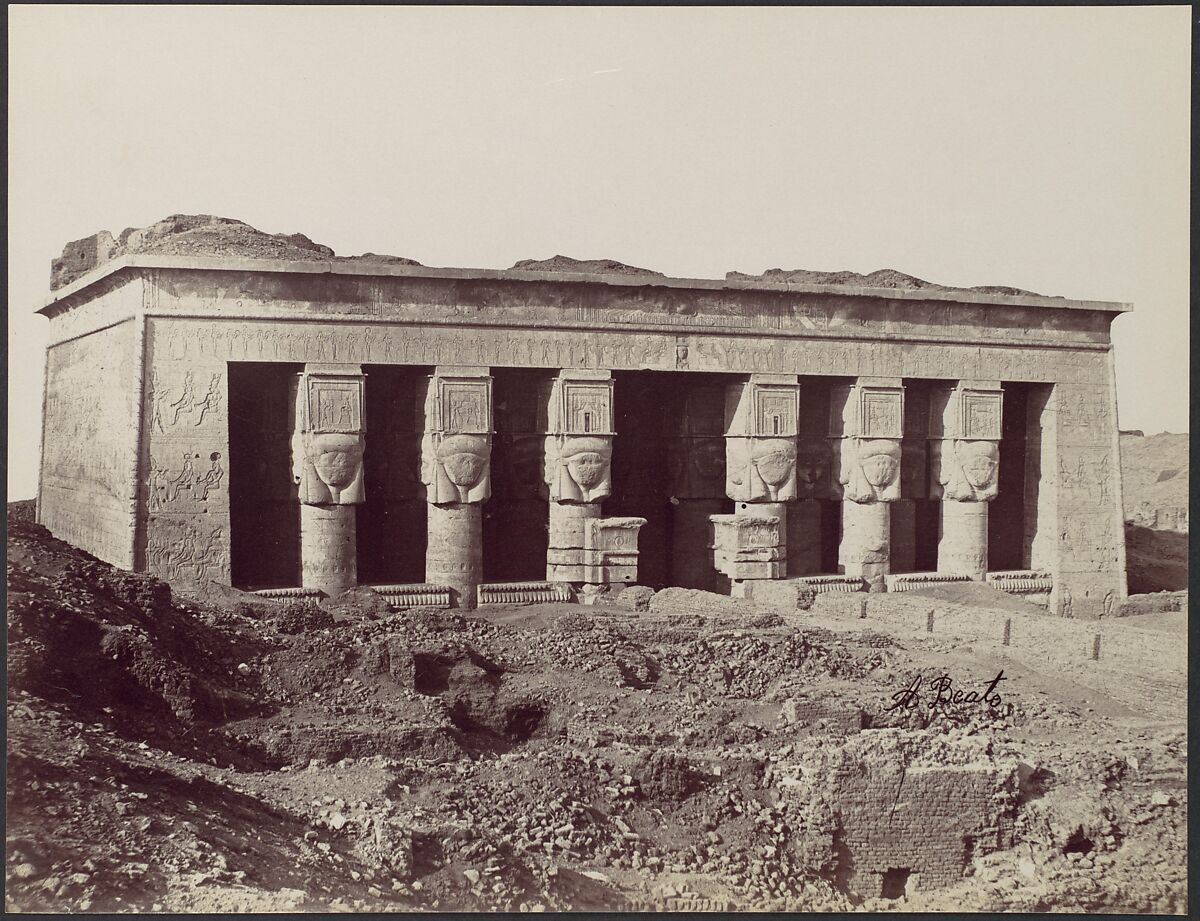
left=546, top=435, right=612, bottom=503
left=839, top=438, right=901, bottom=503
left=148, top=451, right=224, bottom=512
left=152, top=370, right=223, bottom=430
left=146, top=521, right=225, bottom=585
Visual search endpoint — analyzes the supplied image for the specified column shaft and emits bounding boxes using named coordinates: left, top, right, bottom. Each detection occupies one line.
left=938, top=500, right=988, bottom=579
left=427, top=502, right=483, bottom=608
left=547, top=501, right=600, bottom=582
left=787, top=498, right=822, bottom=576
left=840, top=500, right=891, bottom=591
left=301, top=504, right=357, bottom=596
left=890, top=498, right=917, bottom=574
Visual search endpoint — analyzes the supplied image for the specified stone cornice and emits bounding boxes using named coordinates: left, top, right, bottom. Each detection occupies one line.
left=37, top=253, right=1133, bottom=317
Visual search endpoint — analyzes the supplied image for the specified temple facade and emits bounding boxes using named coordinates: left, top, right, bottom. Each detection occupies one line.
left=36, top=250, right=1130, bottom=617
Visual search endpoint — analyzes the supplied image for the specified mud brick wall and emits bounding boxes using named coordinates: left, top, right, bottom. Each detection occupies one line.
left=39, top=281, right=141, bottom=569
left=781, top=733, right=1019, bottom=898
left=832, top=762, right=1014, bottom=896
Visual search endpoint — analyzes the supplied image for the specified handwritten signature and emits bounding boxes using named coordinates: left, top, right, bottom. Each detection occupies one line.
left=885, top=670, right=1007, bottom=716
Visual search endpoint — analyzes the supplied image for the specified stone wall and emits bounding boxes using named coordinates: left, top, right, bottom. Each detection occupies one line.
left=38, top=279, right=142, bottom=569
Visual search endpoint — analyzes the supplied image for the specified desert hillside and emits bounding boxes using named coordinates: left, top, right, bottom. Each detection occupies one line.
left=1120, top=432, right=1188, bottom=531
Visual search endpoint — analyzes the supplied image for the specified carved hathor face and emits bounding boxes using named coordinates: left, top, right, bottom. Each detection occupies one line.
left=562, top=436, right=611, bottom=489
left=795, top=437, right=832, bottom=491
left=437, top=434, right=489, bottom=488
left=859, top=439, right=900, bottom=489
left=691, top=436, right=726, bottom=481
left=960, top=440, right=999, bottom=491
left=309, top=434, right=364, bottom=490
left=751, top=439, right=797, bottom=487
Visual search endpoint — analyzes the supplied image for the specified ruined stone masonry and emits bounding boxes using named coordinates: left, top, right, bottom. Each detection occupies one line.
left=36, top=217, right=1130, bottom=616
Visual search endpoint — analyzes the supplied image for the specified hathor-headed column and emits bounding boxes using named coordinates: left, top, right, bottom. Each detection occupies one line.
left=666, top=384, right=727, bottom=590
left=418, top=367, right=493, bottom=609
left=711, top=374, right=800, bottom=597
left=290, top=364, right=366, bottom=597
left=831, top=378, right=903, bottom=591
left=929, top=381, right=1002, bottom=580
left=542, top=370, right=644, bottom=597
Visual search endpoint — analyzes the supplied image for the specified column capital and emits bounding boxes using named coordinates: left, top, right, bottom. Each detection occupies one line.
left=724, top=376, right=800, bottom=502
left=829, top=379, right=903, bottom=503
left=542, top=371, right=615, bottom=502
left=290, top=367, right=366, bottom=505
left=928, top=381, right=1002, bottom=501
left=419, top=368, right=493, bottom=504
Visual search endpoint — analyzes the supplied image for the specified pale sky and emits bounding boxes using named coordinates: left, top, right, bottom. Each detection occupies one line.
left=8, top=5, right=1190, bottom=500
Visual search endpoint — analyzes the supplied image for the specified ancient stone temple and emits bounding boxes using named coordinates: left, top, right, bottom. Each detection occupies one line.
left=36, top=217, right=1130, bottom=616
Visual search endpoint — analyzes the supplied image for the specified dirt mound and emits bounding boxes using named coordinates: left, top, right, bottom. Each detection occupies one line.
left=1120, top=432, right=1188, bottom=531
left=50, top=215, right=422, bottom=290
left=725, top=267, right=1046, bottom=297
left=510, top=255, right=665, bottom=276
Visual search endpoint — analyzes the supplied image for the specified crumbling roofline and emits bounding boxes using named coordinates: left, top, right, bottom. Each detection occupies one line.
left=36, top=252, right=1133, bottom=317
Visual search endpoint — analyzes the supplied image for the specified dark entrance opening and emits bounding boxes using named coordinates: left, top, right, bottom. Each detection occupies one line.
left=897, top=378, right=939, bottom=574
left=610, top=370, right=731, bottom=590
left=797, top=375, right=845, bottom=576
left=988, top=382, right=1031, bottom=571
left=358, top=365, right=429, bottom=586
left=484, top=368, right=551, bottom=583
left=880, top=867, right=912, bottom=900
left=228, top=362, right=303, bottom=589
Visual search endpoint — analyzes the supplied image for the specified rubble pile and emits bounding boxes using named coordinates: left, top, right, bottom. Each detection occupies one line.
left=5, top=509, right=1187, bottom=913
